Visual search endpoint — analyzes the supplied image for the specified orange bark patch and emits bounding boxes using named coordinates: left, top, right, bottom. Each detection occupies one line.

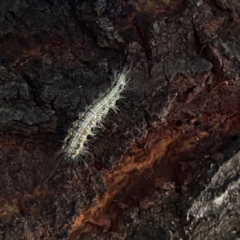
left=69, top=79, right=240, bottom=239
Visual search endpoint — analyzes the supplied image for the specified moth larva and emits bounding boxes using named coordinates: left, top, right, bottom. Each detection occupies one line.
left=61, top=65, right=131, bottom=163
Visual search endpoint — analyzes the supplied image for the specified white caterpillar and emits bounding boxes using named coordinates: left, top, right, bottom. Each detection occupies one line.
left=61, top=65, right=131, bottom=163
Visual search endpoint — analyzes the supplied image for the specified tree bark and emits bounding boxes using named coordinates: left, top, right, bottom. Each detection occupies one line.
left=0, top=0, right=240, bottom=239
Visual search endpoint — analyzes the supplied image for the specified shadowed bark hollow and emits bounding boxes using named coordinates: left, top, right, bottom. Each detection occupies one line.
left=0, top=0, right=240, bottom=239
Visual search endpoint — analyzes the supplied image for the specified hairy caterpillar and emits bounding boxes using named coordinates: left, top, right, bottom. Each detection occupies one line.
left=60, top=65, right=131, bottom=164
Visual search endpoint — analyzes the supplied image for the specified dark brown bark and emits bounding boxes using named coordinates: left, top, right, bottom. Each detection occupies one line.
left=0, top=0, right=240, bottom=239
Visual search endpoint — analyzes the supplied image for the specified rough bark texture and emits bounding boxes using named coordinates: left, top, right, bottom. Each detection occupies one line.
left=0, top=0, right=240, bottom=239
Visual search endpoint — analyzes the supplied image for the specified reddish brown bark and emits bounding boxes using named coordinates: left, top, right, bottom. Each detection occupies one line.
left=0, top=0, right=240, bottom=239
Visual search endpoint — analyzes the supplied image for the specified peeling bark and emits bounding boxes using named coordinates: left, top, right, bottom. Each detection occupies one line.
left=0, top=0, right=240, bottom=239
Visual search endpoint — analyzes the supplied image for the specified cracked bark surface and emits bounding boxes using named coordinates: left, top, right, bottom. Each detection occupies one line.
left=0, top=0, right=240, bottom=239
